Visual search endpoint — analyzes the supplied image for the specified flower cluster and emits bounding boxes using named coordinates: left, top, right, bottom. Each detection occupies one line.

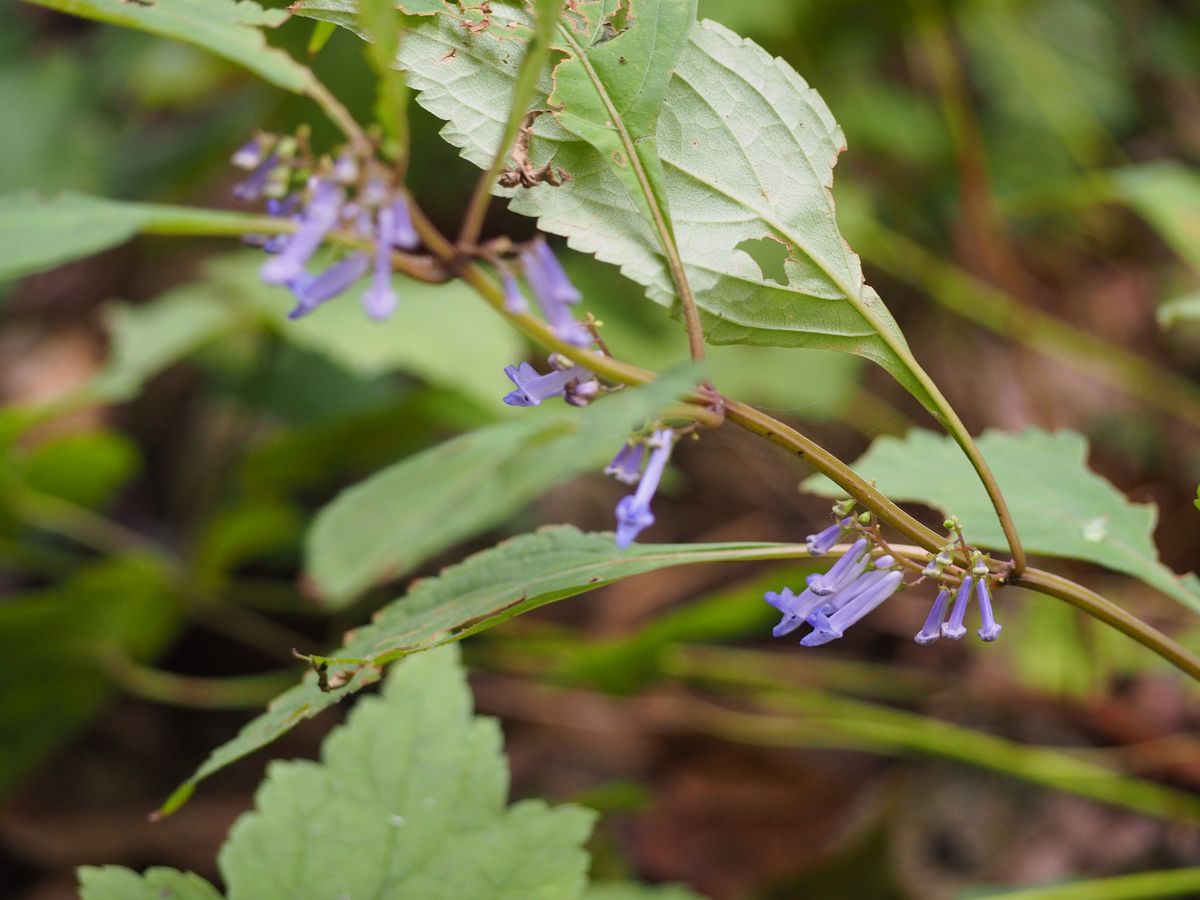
left=494, top=240, right=679, bottom=549
left=765, top=511, right=1002, bottom=648
left=232, top=133, right=418, bottom=321
left=608, top=429, right=676, bottom=548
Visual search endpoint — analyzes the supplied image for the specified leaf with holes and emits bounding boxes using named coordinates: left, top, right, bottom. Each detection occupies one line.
left=294, top=1, right=941, bottom=412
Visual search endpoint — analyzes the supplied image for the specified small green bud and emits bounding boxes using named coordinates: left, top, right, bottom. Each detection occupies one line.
left=943, top=516, right=961, bottom=531
left=857, top=511, right=872, bottom=525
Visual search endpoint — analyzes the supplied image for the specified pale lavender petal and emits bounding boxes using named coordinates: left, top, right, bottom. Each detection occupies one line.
left=604, top=442, right=645, bottom=485
left=362, top=204, right=397, bottom=320
left=806, top=517, right=851, bottom=555
left=915, top=589, right=950, bottom=645
left=976, top=579, right=1002, bottom=642
left=614, top=429, right=674, bottom=548
left=262, top=178, right=343, bottom=285
left=287, top=252, right=369, bottom=319
left=941, top=577, right=974, bottom=640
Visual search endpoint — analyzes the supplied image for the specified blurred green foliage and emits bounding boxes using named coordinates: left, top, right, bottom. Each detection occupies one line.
left=3, top=0, right=1200, bottom=896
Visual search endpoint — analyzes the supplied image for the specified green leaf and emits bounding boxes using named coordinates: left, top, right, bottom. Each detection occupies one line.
left=78, top=252, right=522, bottom=410
left=804, top=428, right=1200, bottom=612
left=296, top=3, right=941, bottom=412
left=202, top=254, right=525, bottom=407
left=0, top=557, right=179, bottom=798
left=164, top=526, right=800, bottom=811
left=1110, top=162, right=1200, bottom=273
left=305, top=367, right=694, bottom=606
left=550, top=0, right=695, bottom=300
left=358, top=0, right=409, bottom=153
left=215, top=646, right=595, bottom=899
left=21, top=0, right=313, bottom=93
left=0, top=192, right=271, bottom=282
left=89, top=288, right=243, bottom=403
left=78, top=866, right=222, bottom=900
left=14, top=429, right=139, bottom=508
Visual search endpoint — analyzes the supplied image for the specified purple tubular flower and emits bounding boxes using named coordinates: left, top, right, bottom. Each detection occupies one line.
left=765, top=587, right=827, bottom=637
left=262, top=178, right=344, bottom=285
left=287, top=252, right=370, bottom=319
left=362, top=204, right=397, bottom=321
left=614, top=429, right=674, bottom=549
left=333, top=152, right=359, bottom=183
left=521, top=241, right=591, bottom=346
left=976, top=579, right=1002, bottom=641
left=914, top=589, right=951, bottom=645
left=806, top=517, right=850, bottom=556
left=604, top=442, right=645, bottom=485
left=941, top=577, right=974, bottom=640
left=390, top=198, right=419, bottom=250
left=800, top=570, right=904, bottom=647
left=501, top=272, right=530, bottom=314
left=502, top=362, right=587, bottom=407
left=232, top=136, right=265, bottom=169
left=809, top=539, right=869, bottom=596
left=233, top=154, right=277, bottom=202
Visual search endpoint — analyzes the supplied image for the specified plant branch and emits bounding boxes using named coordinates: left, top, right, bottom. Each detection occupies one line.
left=458, top=1, right=564, bottom=248
left=555, top=26, right=706, bottom=363
left=100, top=650, right=299, bottom=710
left=402, top=200, right=1200, bottom=681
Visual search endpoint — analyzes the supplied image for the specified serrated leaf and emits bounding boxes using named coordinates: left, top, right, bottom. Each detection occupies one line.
left=305, top=367, right=694, bottom=606
left=804, top=428, right=1200, bottom=612
left=550, top=0, right=695, bottom=290
left=21, top=0, right=312, bottom=93
left=78, top=866, right=222, bottom=900
left=164, top=526, right=799, bottom=811
left=218, top=646, right=595, bottom=900
left=295, top=3, right=941, bottom=412
left=0, top=192, right=270, bottom=282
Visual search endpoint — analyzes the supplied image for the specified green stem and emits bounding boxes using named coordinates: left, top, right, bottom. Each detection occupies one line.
left=458, top=1, right=564, bottom=248
left=100, top=651, right=299, bottom=710
left=556, top=26, right=706, bottom=363
left=7, top=484, right=166, bottom=561
left=138, top=205, right=1200, bottom=684
left=984, top=867, right=1200, bottom=900
left=1010, top=568, right=1200, bottom=682
left=667, top=648, right=1200, bottom=823
left=860, top=221, right=1200, bottom=431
